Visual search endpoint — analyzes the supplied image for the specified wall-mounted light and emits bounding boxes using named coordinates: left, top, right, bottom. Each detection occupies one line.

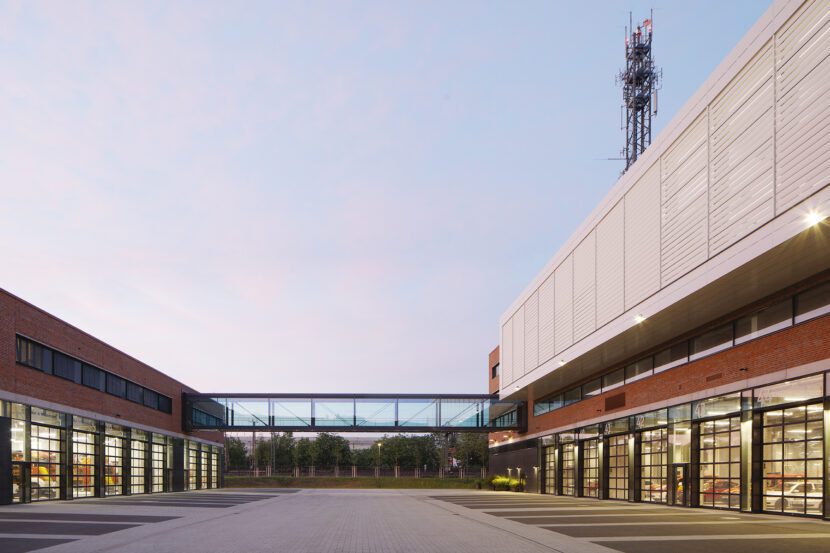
left=805, top=210, right=824, bottom=227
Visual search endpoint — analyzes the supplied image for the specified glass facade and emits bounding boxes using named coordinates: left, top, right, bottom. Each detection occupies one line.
left=533, top=372, right=830, bottom=519
left=607, top=434, right=629, bottom=500
left=1, top=399, right=221, bottom=504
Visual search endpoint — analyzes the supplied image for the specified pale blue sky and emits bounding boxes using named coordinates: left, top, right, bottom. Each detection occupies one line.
left=0, top=1, right=770, bottom=394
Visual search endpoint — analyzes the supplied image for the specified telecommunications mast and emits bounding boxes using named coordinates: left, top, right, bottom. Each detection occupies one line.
left=617, top=11, right=661, bottom=173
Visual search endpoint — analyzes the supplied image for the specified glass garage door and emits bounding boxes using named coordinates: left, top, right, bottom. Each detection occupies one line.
left=561, top=443, right=576, bottom=496
left=699, top=416, right=740, bottom=509
left=30, top=424, right=63, bottom=501
left=543, top=446, right=556, bottom=494
left=582, top=439, right=599, bottom=498
left=151, top=438, right=166, bottom=493
left=640, top=428, right=667, bottom=503
left=131, top=432, right=147, bottom=494
left=72, top=430, right=96, bottom=498
left=608, top=434, right=629, bottom=500
left=762, top=403, right=823, bottom=516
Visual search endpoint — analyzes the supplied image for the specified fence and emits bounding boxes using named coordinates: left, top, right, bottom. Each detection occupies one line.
left=225, top=466, right=488, bottom=479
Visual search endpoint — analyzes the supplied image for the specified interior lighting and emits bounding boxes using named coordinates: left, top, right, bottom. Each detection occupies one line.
left=805, top=210, right=824, bottom=227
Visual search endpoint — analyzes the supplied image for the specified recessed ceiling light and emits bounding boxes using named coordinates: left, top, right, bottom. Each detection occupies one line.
left=558, top=359, right=566, bottom=366
left=514, top=385, right=520, bottom=390
left=634, top=314, right=646, bottom=324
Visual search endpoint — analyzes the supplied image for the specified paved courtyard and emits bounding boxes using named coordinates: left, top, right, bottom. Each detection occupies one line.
left=1, top=489, right=830, bottom=553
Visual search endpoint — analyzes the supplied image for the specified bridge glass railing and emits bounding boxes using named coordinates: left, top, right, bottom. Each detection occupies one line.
left=185, top=394, right=525, bottom=432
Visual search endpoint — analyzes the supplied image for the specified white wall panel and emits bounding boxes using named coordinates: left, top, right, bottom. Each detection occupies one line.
left=538, top=275, right=555, bottom=364
left=625, top=162, right=661, bottom=310
left=500, top=0, right=830, bottom=394
left=709, top=41, right=775, bottom=256
left=596, top=201, right=625, bottom=327
left=501, top=318, right=513, bottom=387
left=572, top=232, right=596, bottom=341
left=776, top=0, right=830, bottom=213
left=523, top=292, right=539, bottom=375
left=512, top=305, right=525, bottom=380
left=554, top=255, right=574, bottom=353
left=661, top=112, right=709, bottom=285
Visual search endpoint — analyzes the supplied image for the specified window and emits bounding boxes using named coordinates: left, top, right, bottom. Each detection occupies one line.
left=544, top=445, right=556, bottom=494
left=563, top=387, right=581, bottom=406
left=53, top=352, right=81, bottom=382
left=131, top=432, right=147, bottom=494
left=603, top=368, right=625, bottom=391
left=126, top=382, right=144, bottom=404
left=107, top=374, right=127, bottom=398
left=654, top=343, right=688, bottom=373
left=82, top=364, right=104, bottom=390
left=491, top=363, right=500, bottom=379
left=735, top=300, right=792, bottom=344
left=144, top=389, right=159, bottom=410
left=158, top=395, right=173, bottom=414
left=13, top=335, right=174, bottom=415
left=795, top=282, right=830, bottom=323
left=583, top=378, right=601, bottom=397
left=690, top=325, right=733, bottom=360
left=16, top=336, right=52, bottom=372
left=104, top=434, right=124, bottom=496
left=625, top=358, right=653, bottom=382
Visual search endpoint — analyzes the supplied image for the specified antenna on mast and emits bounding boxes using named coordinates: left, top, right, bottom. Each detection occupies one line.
left=616, top=9, right=662, bottom=173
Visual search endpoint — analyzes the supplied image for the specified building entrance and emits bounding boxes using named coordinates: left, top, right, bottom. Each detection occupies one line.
left=11, top=462, right=30, bottom=503
left=672, top=463, right=688, bottom=506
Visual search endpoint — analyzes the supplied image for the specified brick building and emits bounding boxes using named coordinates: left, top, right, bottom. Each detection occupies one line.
left=490, top=0, right=830, bottom=518
left=0, top=288, right=224, bottom=504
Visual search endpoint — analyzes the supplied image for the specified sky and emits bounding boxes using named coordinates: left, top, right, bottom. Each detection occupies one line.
left=0, top=0, right=771, bottom=394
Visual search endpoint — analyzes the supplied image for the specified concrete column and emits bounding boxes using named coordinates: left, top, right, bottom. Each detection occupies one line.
left=171, top=438, right=185, bottom=492
left=0, top=417, right=12, bottom=505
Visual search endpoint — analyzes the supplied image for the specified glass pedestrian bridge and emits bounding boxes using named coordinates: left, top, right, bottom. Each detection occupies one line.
left=184, top=394, right=526, bottom=433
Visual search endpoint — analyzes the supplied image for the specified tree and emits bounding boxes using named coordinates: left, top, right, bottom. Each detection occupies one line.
left=294, top=437, right=315, bottom=467
left=314, top=433, right=352, bottom=468
left=454, top=433, right=488, bottom=469
left=254, top=433, right=296, bottom=469
left=226, top=437, right=248, bottom=470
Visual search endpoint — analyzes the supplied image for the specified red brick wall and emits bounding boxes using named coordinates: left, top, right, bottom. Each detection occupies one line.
left=0, top=289, right=222, bottom=444
left=524, top=314, right=830, bottom=435
left=488, top=346, right=500, bottom=395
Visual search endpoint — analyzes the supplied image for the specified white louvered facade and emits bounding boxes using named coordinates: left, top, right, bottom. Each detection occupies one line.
left=499, top=0, right=830, bottom=394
